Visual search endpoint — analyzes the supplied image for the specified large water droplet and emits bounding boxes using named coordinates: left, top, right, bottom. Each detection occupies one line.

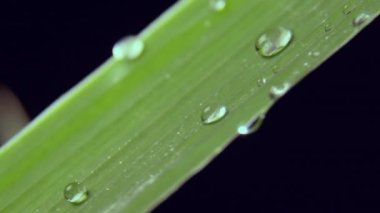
left=64, top=182, right=89, bottom=205
left=201, top=105, right=228, bottom=124
left=210, top=0, right=226, bottom=12
left=255, top=27, right=293, bottom=57
left=353, top=13, right=370, bottom=27
left=112, top=36, right=145, bottom=61
left=269, top=83, right=291, bottom=99
left=237, top=114, right=266, bottom=135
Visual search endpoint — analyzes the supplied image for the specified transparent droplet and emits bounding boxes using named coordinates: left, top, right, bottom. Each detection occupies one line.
left=112, top=36, right=144, bottom=60
left=210, top=0, right=226, bottom=12
left=269, top=82, right=291, bottom=99
left=255, top=27, right=293, bottom=57
left=343, top=4, right=354, bottom=15
left=272, top=65, right=279, bottom=74
left=64, top=182, right=89, bottom=205
left=324, top=23, right=332, bottom=32
left=237, top=114, right=266, bottom=135
left=308, top=51, right=320, bottom=57
left=201, top=105, right=228, bottom=124
left=353, top=13, right=370, bottom=27
left=257, top=77, right=267, bottom=87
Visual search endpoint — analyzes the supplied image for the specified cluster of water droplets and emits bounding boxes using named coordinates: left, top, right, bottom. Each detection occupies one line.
left=62, top=2, right=377, bottom=206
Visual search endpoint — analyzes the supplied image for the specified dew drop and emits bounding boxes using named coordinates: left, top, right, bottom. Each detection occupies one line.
left=343, top=4, right=354, bottom=15
left=210, top=0, right=226, bottom=12
left=201, top=105, right=228, bottom=124
left=269, top=82, right=291, bottom=99
left=324, top=23, right=333, bottom=32
left=255, top=27, right=293, bottom=57
left=237, top=114, right=266, bottom=135
left=257, top=77, right=267, bottom=87
left=112, top=36, right=145, bottom=61
left=308, top=51, right=320, bottom=57
left=353, top=13, right=370, bottom=27
left=63, top=182, right=89, bottom=205
left=272, top=65, right=279, bottom=74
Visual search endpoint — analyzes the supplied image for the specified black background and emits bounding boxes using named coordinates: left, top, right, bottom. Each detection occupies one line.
left=1, top=1, right=380, bottom=212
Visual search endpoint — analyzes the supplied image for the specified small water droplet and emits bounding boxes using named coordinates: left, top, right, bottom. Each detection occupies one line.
left=353, top=13, right=370, bottom=27
left=64, top=182, right=89, bottom=205
left=272, top=65, right=279, bottom=74
left=269, top=82, right=291, bottom=99
left=210, top=0, right=226, bottom=12
left=343, top=4, right=354, bottom=15
left=112, top=36, right=145, bottom=61
left=237, top=114, right=266, bottom=135
left=255, top=27, right=293, bottom=57
left=201, top=105, right=228, bottom=124
left=308, top=51, right=320, bottom=57
left=324, top=23, right=333, bottom=32
left=257, top=77, right=267, bottom=87
left=303, top=62, right=310, bottom=67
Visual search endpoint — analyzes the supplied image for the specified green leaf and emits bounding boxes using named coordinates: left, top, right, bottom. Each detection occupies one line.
left=1, top=0, right=379, bottom=212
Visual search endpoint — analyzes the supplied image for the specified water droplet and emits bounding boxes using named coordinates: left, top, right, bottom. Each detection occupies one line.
left=269, top=82, right=291, bottom=99
left=255, top=27, right=293, bottom=57
left=201, top=105, right=228, bottom=124
left=210, top=0, right=226, bottom=12
left=272, top=65, right=279, bottom=74
left=343, top=4, right=354, bottom=15
left=308, top=51, right=320, bottom=57
left=324, top=23, right=332, bottom=32
left=237, top=114, right=266, bottom=135
left=303, top=62, right=310, bottom=67
left=112, top=36, right=145, bottom=61
left=63, top=182, right=89, bottom=205
left=353, top=13, right=370, bottom=27
left=257, top=77, right=267, bottom=87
